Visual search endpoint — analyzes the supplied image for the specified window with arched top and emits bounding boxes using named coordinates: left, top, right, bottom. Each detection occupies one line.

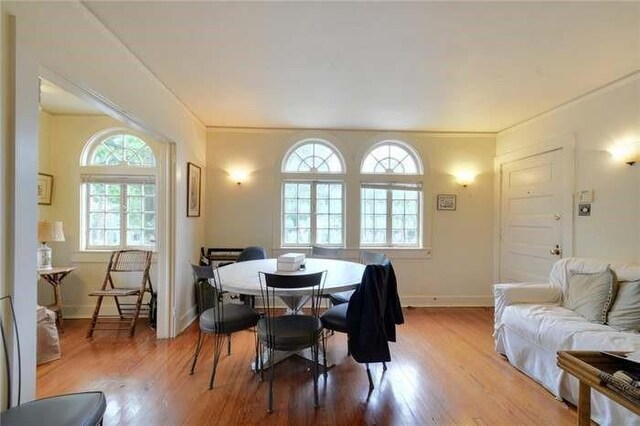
left=80, top=131, right=157, bottom=250
left=361, top=140, right=422, bottom=174
left=360, top=140, right=423, bottom=247
left=88, top=133, right=156, bottom=167
left=281, top=138, right=345, bottom=247
left=282, top=139, right=344, bottom=173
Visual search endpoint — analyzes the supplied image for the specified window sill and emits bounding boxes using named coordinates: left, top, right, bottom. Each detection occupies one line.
left=71, top=251, right=158, bottom=264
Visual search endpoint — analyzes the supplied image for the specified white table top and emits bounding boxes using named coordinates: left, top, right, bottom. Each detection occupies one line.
left=216, top=258, right=365, bottom=296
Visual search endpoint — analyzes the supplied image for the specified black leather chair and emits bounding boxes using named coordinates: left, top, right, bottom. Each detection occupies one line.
left=189, top=265, right=260, bottom=390
left=257, top=271, right=326, bottom=413
left=328, top=252, right=389, bottom=306
left=237, top=246, right=267, bottom=308
left=0, top=295, right=107, bottom=426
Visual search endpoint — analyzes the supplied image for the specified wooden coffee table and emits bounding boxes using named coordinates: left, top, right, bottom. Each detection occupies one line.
left=557, top=351, right=640, bottom=425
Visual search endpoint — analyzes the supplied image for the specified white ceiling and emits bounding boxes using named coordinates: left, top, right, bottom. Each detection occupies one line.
left=40, top=78, right=104, bottom=115
left=84, top=1, right=640, bottom=132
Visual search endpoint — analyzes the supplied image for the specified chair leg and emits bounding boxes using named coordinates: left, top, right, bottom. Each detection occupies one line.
left=209, top=333, right=225, bottom=390
left=129, top=291, right=145, bottom=337
left=313, top=342, right=319, bottom=408
left=382, top=361, right=387, bottom=371
left=227, top=334, right=232, bottom=356
left=114, top=295, right=124, bottom=320
left=366, top=363, right=374, bottom=391
left=267, top=347, right=274, bottom=413
left=321, top=332, right=328, bottom=378
left=254, top=332, right=259, bottom=375
left=190, top=329, right=204, bottom=375
left=87, top=295, right=104, bottom=338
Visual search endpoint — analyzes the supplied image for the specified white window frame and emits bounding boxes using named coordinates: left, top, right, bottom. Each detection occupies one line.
left=281, top=180, right=345, bottom=248
left=359, top=140, right=424, bottom=248
left=360, top=182, right=422, bottom=248
left=80, top=130, right=158, bottom=252
left=280, top=138, right=346, bottom=248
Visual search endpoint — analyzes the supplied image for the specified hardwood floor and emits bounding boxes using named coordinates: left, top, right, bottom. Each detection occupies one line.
left=36, top=308, right=576, bottom=425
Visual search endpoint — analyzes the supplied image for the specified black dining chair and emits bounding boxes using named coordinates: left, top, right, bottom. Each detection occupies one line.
left=311, top=245, right=344, bottom=259
left=320, top=262, right=404, bottom=392
left=329, top=252, right=389, bottom=306
left=189, top=264, right=260, bottom=390
left=257, top=271, right=326, bottom=413
left=237, top=246, right=267, bottom=308
left=0, top=295, right=107, bottom=426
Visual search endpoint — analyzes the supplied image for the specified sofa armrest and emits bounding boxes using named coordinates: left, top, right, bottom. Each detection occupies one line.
left=493, top=283, right=562, bottom=328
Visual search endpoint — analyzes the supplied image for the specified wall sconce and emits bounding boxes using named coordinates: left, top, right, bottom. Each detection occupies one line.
left=609, top=142, right=640, bottom=166
left=454, top=171, right=476, bottom=187
left=229, top=170, right=249, bottom=185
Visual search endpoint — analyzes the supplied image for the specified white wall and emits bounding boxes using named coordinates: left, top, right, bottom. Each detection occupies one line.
left=4, top=0, right=207, bottom=401
left=497, top=74, right=640, bottom=263
left=207, top=128, right=495, bottom=306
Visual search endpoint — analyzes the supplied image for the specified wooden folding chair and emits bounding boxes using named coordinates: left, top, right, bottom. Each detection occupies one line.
left=87, top=249, right=153, bottom=338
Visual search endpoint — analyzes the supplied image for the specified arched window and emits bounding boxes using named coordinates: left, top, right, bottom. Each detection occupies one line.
left=80, top=130, right=157, bottom=250
left=361, top=140, right=422, bottom=174
left=360, top=140, right=423, bottom=247
left=88, top=133, right=156, bottom=167
left=282, top=139, right=344, bottom=173
left=281, top=138, right=345, bottom=247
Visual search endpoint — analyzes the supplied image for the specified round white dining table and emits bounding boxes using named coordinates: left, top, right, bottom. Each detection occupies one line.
left=216, top=258, right=365, bottom=312
left=215, top=258, right=365, bottom=370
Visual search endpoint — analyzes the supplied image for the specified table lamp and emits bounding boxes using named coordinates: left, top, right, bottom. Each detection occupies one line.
left=38, top=221, right=65, bottom=269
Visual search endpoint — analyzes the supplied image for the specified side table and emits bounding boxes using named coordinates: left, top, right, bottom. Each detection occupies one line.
left=38, top=266, right=76, bottom=332
left=557, top=350, right=640, bottom=425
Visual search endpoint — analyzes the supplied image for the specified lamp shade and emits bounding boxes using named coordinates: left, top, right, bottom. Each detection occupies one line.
left=38, top=221, right=65, bottom=243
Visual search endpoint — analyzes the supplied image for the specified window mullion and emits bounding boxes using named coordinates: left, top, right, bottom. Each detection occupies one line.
left=121, top=184, right=127, bottom=248
left=386, top=189, right=392, bottom=245
left=310, top=181, right=317, bottom=245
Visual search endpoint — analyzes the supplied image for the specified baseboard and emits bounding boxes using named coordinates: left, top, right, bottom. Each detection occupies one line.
left=401, top=295, right=493, bottom=307
left=178, top=305, right=198, bottom=334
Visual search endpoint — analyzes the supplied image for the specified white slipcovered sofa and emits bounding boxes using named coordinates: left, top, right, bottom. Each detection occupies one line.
left=494, top=258, right=640, bottom=425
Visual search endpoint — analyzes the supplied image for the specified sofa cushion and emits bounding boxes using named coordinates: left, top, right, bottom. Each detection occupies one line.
left=564, top=268, right=617, bottom=324
left=502, top=304, right=612, bottom=351
left=607, top=280, right=640, bottom=332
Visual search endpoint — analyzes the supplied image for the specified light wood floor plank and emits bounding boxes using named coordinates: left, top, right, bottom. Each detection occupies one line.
left=36, top=307, right=576, bottom=425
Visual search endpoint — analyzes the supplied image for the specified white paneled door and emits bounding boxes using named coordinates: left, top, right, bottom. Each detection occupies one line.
left=500, top=149, right=564, bottom=282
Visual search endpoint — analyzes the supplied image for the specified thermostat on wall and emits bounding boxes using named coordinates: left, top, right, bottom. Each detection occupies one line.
left=577, top=190, right=594, bottom=203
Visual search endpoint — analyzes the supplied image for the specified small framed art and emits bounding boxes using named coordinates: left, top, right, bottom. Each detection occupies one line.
left=437, top=194, right=456, bottom=211
left=37, top=173, right=54, bottom=205
left=187, top=162, right=201, bottom=217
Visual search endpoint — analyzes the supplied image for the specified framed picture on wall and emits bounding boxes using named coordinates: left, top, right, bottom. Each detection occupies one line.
left=187, top=162, right=201, bottom=217
left=37, top=173, right=54, bottom=205
left=437, top=194, right=456, bottom=211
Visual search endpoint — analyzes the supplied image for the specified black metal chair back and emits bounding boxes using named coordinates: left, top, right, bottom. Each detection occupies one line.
left=311, top=245, right=343, bottom=259
left=237, top=246, right=267, bottom=262
left=360, top=251, right=388, bottom=265
left=258, top=271, right=326, bottom=347
left=191, top=264, right=217, bottom=315
left=1, top=296, right=21, bottom=410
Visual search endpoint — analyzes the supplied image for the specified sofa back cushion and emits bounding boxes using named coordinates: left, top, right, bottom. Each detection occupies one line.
left=607, top=280, right=640, bottom=332
left=564, top=268, right=617, bottom=324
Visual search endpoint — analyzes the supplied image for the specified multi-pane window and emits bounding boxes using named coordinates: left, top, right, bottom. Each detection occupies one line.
left=282, top=181, right=344, bottom=246
left=281, top=138, right=345, bottom=247
left=85, top=182, right=156, bottom=249
left=90, top=134, right=155, bottom=167
left=282, top=139, right=344, bottom=173
left=360, top=141, right=423, bottom=247
left=81, top=132, right=157, bottom=250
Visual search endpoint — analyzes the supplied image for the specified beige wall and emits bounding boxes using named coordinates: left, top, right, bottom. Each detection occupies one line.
left=206, top=128, right=496, bottom=305
left=36, top=113, right=162, bottom=316
left=497, top=74, right=640, bottom=263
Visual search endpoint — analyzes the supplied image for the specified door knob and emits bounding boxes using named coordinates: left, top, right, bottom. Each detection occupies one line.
left=550, top=244, right=562, bottom=256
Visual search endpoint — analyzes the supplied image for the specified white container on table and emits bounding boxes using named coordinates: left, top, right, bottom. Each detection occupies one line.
left=277, top=253, right=305, bottom=272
